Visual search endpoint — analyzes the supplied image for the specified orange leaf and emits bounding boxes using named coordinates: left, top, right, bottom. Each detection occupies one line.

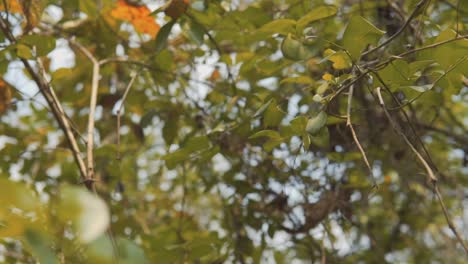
left=110, top=0, right=160, bottom=39
left=0, top=78, right=12, bottom=115
left=208, top=69, right=221, bottom=82
left=0, top=0, right=22, bottom=13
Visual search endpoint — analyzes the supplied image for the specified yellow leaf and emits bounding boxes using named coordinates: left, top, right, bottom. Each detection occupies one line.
left=323, top=49, right=352, bottom=70
left=322, top=73, right=333, bottom=81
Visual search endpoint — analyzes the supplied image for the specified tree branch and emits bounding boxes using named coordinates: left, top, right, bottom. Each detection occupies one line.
left=363, top=0, right=429, bottom=57
left=69, top=39, right=100, bottom=191
left=376, top=87, right=467, bottom=253
left=0, top=16, right=88, bottom=186
left=116, top=71, right=138, bottom=160
left=346, top=83, right=378, bottom=187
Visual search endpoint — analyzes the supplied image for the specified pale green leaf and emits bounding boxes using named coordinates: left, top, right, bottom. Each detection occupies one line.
left=342, top=16, right=385, bottom=60
left=306, top=111, right=327, bottom=134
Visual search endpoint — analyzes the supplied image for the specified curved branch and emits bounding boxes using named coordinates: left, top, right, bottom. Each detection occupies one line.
left=363, top=0, right=429, bottom=57
left=69, top=39, right=100, bottom=191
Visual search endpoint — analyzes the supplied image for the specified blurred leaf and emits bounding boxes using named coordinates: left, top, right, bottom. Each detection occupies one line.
left=290, top=116, right=308, bottom=134
left=57, top=186, right=110, bottom=243
left=23, top=229, right=58, bottom=264
left=281, top=34, right=314, bottom=60
left=155, top=21, right=176, bottom=53
left=20, top=35, right=56, bottom=56
left=15, top=43, right=33, bottom=59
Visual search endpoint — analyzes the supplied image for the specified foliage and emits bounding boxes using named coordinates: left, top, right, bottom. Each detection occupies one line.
left=0, top=0, right=467, bottom=263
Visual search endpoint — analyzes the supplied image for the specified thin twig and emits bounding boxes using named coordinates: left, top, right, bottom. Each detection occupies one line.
left=374, top=34, right=468, bottom=70
left=433, top=185, right=468, bottom=253
left=376, top=87, right=437, bottom=182
left=388, top=56, right=467, bottom=111
left=363, top=0, right=429, bottom=57
left=376, top=87, right=467, bottom=253
left=116, top=71, right=138, bottom=160
left=346, top=83, right=378, bottom=187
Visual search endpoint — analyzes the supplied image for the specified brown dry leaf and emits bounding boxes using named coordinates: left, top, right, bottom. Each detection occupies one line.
left=208, top=68, right=220, bottom=82
left=110, top=0, right=160, bottom=39
left=164, top=0, right=190, bottom=20
left=0, top=78, right=12, bottom=115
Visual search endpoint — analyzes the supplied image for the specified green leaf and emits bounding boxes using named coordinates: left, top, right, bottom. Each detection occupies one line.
left=310, top=126, right=329, bottom=149
left=401, top=84, right=432, bottom=93
left=254, top=98, right=273, bottom=117
left=162, top=149, right=191, bottom=169
left=79, top=0, right=98, bottom=16
left=258, top=19, right=296, bottom=35
left=186, top=21, right=205, bottom=45
left=431, top=29, right=468, bottom=71
left=297, top=5, right=337, bottom=31
left=57, top=186, right=110, bottom=243
left=185, top=136, right=210, bottom=152
left=116, top=238, right=149, bottom=264
left=263, top=100, right=285, bottom=127
left=302, top=133, right=311, bottom=150
left=24, top=229, right=58, bottom=264
left=249, top=130, right=281, bottom=139
left=155, top=21, right=176, bottom=53
left=290, top=116, right=308, bottom=134
left=342, top=16, right=385, bottom=60
left=86, top=236, right=149, bottom=264
left=306, top=111, right=327, bottom=134
left=16, top=44, right=33, bottom=59
left=86, top=235, right=114, bottom=264
left=140, top=109, right=158, bottom=128
left=281, top=34, right=314, bottom=60
left=20, top=35, right=56, bottom=56
left=377, top=59, right=413, bottom=90
left=162, top=136, right=210, bottom=169
left=163, top=118, right=178, bottom=145
left=0, top=178, right=40, bottom=238
left=264, top=138, right=285, bottom=151
left=280, top=76, right=314, bottom=85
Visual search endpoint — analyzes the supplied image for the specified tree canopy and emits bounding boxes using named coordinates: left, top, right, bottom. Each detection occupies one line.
left=0, top=0, right=467, bottom=263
